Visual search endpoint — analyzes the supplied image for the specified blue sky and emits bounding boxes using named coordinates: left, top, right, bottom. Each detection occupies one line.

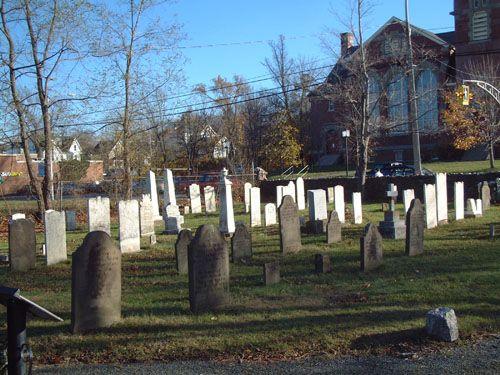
left=168, top=0, right=455, bottom=87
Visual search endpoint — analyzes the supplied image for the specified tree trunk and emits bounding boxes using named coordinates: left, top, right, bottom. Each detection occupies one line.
left=356, top=138, right=369, bottom=193
left=489, top=139, right=495, bottom=169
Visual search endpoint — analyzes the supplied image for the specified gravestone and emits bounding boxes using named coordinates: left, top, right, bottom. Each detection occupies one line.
left=405, top=198, right=424, bottom=256
left=465, top=198, right=478, bottom=218
left=360, top=223, right=383, bottom=272
left=163, top=168, right=177, bottom=208
left=8, top=219, right=36, bottom=272
left=231, top=222, right=252, bottom=262
left=480, top=181, right=490, bottom=211
left=454, top=182, right=465, bottom=221
left=204, top=186, right=217, bottom=213
left=188, top=225, right=230, bottom=313
left=264, top=203, right=277, bottom=226
left=163, top=216, right=183, bottom=234
left=250, top=187, right=261, bottom=227
left=424, top=184, right=438, bottom=229
left=44, top=210, right=67, bottom=265
left=71, top=231, right=121, bottom=333
left=378, top=184, right=406, bottom=239
left=279, top=195, right=302, bottom=254
left=352, top=192, right=362, bottom=224
left=263, top=261, right=280, bottom=285
left=276, top=185, right=285, bottom=208
left=189, top=183, right=202, bottom=214
left=435, top=173, right=448, bottom=224
left=87, top=196, right=110, bottom=235
left=315, top=254, right=332, bottom=274
left=244, top=182, right=252, bottom=213
left=175, top=229, right=193, bottom=275
left=65, top=210, right=77, bottom=231
left=326, top=211, right=342, bottom=244
left=308, top=190, right=328, bottom=221
left=296, top=177, right=306, bottom=210
left=334, top=185, right=345, bottom=223
left=118, top=200, right=141, bottom=253
left=219, top=168, right=235, bottom=235
left=403, top=189, right=415, bottom=214
left=327, top=187, right=334, bottom=203
left=475, top=199, right=483, bottom=217
left=139, top=194, right=155, bottom=237
left=147, top=170, right=162, bottom=220
left=11, top=213, right=25, bottom=221
left=287, top=181, right=296, bottom=202
left=184, top=205, right=190, bottom=214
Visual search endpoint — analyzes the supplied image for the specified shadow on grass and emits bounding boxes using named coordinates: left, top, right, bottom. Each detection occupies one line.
left=350, top=327, right=427, bottom=350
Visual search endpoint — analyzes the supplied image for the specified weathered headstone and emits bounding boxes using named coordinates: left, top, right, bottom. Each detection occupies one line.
left=184, top=205, right=190, bottom=215
left=250, top=187, right=261, bottom=227
left=264, top=203, right=277, bottom=226
left=118, top=200, right=141, bottom=253
left=426, top=307, right=459, bottom=342
left=308, top=189, right=328, bottom=221
left=315, top=254, right=332, bottom=273
left=263, top=261, right=280, bottom=285
left=244, top=182, right=252, bottom=213
left=465, top=198, right=478, bottom=218
left=352, top=192, right=363, bottom=224
left=65, top=210, right=77, bottom=231
left=231, top=222, right=252, bottom=262
left=334, top=185, right=345, bottom=223
left=276, top=185, right=285, bottom=208
left=405, top=199, right=424, bottom=256
left=403, top=189, right=415, bottom=214
left=87, top=196, right=111, bottom=235
left=326, top=211, right=342, bottom=244
left=454, top=182, right=465, bottom=221
left=163, top=168, right=176, bottom=208
left=204, top=185, right=217, bottom=213
left=163, top=216, right=183, bottom=235
left=480, top=181, right=490, bottom=211
left=424, top=184, right=437, bottom=229
left=139, top=194, right=155, bottom=237
left=188, top=225, right=230, bottom=313
left=44, top=210, right=67, bottom=265
left=147, top=170, right=162, bottom=220
left=219, top=168, right=235, bottom=235
left=279, top=195, right=302, bottom=254
left=475, top=199, right=483, bottom=216
left=327, top=187, right=334, bottom=203
left=175, top=229, right=193, bottom=275
left=296, top=177, right=306, bottom=210
left=189, top=183, right=202, bottom=214
left=435, top=173, right=448, bottom=224
left=360, top=223, right=383, bottom=272
left=8, top=219, right=36, bottom=272
left=71, top=231, right=121, bottom=333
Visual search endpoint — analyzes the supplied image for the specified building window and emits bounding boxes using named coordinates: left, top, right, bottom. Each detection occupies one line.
left=394, top=150, right=404, bottom=162
left=328, top=100, right=335, bottom=112
left=416, top=69, right=439, bottom=132
left=472, top=11, right=489, bottom=41
left=387, top=68, right=409, bottom=133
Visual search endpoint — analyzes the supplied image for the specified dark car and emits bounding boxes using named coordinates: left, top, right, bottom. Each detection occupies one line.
left=368, top=162, right=416, bottom=177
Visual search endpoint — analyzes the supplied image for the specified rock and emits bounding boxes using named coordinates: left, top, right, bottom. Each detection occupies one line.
left=426, top=307, right=459, bottom=342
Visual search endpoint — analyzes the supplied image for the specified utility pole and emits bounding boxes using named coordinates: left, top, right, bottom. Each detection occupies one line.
left=405, top=0, right=422, bottom=175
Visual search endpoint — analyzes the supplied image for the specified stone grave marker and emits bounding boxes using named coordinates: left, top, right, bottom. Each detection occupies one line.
left=307, top=189, right=327, bottom=233
left=66, top=210, right=77, bottom=231
left=147, top=170, right=162, bottom=220
left=465, top=198, right=478, bottom=218
left=352, top=192, right=362, bottom=224
left=250, top=187, right=261, bottom=227
left=163, top=215, right=183, bottom=235
left=204, top=186, right=217, bottom=213
left=71, top=231, right=121, bottom=333
left=454, top=182, right=464, bottom=221
left=139, top=194, right=155, bottom=237
left=231, top=222, right=252, bottom=262
left=480, top=181, right=490, bottom=211
left=405, top=198, right=424, bottom=256
left=118, top=200, right=141, bottom=253
left=334, top=185, right=345, bottom=223
left=276, top=185, right=285, bottom=208
left=175, top=229, right=193, bottom=275
left=475, top=199, right=483, bottom=216
left=279, top=195, right=302, bottom=254
left=189, top=183, right=202, bottom=214
left=264, top=203, right=277, bottom=226
left=8, top=219, right=36, bottom=272
left=378, top=184, right=406, bottom=239
left=87, top=196, right=110, bottom=235
left=244, top=182, right=252, bottom=213
left=360, top=223, right=383, bottom=272
left=327, top=187, right=334, bottom=203
left=188, top=225, right=230, bottom=313
left=11, top=213, right=25, bottom=221
left=163, top=168, right=177, bottom=207
left=296, top=177, right=306, bottom=210
left=424, top=184, right=437, bottom=229
left=315, top=254, right=332, bottom=274
left=403, top=189, right=415, bottom=214
left=326, top=210, right=342, bottom=244
left=44, top=210, right=67, bottom=265
left=287, top=181, right=296, bottom=202
left=263, top=261, right=280, bottom=285
left=219, top=168, right=235, bottom=235
left=435, top=173, right=448, bottom=224
left=184, top=205, right=190, bottom=214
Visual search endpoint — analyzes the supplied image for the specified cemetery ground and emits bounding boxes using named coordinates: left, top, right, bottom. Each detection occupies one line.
left=0, top=201, right=499, bottom=366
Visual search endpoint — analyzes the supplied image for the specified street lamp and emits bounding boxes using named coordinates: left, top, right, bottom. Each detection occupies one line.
left=341, top=130, right=350, bottom=177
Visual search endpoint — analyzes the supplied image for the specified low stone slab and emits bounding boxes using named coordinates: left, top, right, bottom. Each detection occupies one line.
left=263, top=261, right=280, bottom=285
left=378, top=211, right=406, bottom=239
left=315, top=254, right=332, bottom=274
left=175, top=229, right=193, bottom=275
left=425, top=307, right=459, bottom=342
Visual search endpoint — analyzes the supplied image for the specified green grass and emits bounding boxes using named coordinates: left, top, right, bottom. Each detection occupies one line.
left=0, top=201, right=499, bottom=365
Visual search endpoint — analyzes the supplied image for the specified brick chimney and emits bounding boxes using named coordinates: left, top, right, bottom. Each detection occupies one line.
left=340, top=32, right=355, bottom=57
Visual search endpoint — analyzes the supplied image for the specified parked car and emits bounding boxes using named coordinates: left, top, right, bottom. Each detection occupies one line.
left=367, top=162, right=421, bottom=177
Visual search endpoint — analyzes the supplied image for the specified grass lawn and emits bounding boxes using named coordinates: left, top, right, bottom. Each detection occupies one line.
left=0, top=202, right=499, bottom=365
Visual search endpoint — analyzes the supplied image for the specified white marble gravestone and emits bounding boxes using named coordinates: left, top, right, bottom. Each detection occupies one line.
left=139, top=194, right=155, bottom=237
left=147, top=170, right=162, bottom=220
left=435, top=173, right=448, bottom=224
left=118, top=200, right=141, bottom=253
left=352, top=192, right=363, bottom=224
left=287, top=181, right=296, bottom=202
left=250, top=187, right=261, bottom=227
left=424, top=184, right=437, bottom=229
left=163, top=168, right=176, bottom=208
left=296, top=177, right=306, bottom=210
left=44, top=210, right=67, bottom=265
left=276, top=185, right=285, bottom=208
left=403, top=189, right=415, bottom=214
left=11, top=213, right=25, bottom=221
left=219, top=168, right=235, bottom=234
left=244, top=182, right=252, bottom=213
left=454, top=182, right=464, bottom=221
left=189, top=183, right=202, bottom=214
left=264, top=203, right=277, bottom=226
left=327, top=187, right=334, bottom=204
left=334, top=185, right=345, bottom=223
left=87, top=196, right=110, bottom=235
left=204, top=186, right=217, bottom=213
left=307, top=190, right=328, bottom=221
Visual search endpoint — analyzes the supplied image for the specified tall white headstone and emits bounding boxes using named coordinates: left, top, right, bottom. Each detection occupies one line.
left=219, top=168, right=235, bottom=234
left=435, top=173, right=448, bottom=224
left=327, top=187, right=334, bottom=204
left=307, top=189, right=328, bottom=221
left=189, top=183, right=202, bottom=214
left=296, top=177, right=306, bottom=210
left=264, top=203, right=277, bottom=226
left=334, top=185, right=345, bottom=223
left=276, top=185, right=285, bottom=207
left=118, top=200, right=141, bottom=253
left=244, top=182, right=252, bottom=213
left=44, top=210, right=67, bottom=265
left=204, top=186, right=217, bottom=213
left=250, top=187, right=261, bottom=227
left=475, top=199, right=483, bottom=216
left=147, top=170, right=162, bottom=220
left=424, top=184, right=437, bottom=229
left=87, top=196, right=110, bottom=235
left=352, top=192, right=362, bottom=224
left=287, top=181, right=296, bottom=202
left=139, top=194, right=155, bottom=237
left=454, top=182, right=464, bottom=221
left=163, top=168, right=176, bottom=209
left=465, top=198, right=477, bottom=218
left=403, top=189, right=415, bottom=214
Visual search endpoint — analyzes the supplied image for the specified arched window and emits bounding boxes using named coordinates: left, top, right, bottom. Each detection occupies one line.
left=368, top=74, right=381, bottom=125
left=416, top=69, right=438, bottom=131
left=387, top=68, right=409, bottom=133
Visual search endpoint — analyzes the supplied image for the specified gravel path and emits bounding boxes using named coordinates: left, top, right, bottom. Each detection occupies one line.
left=35, top=337, right=500, bottom=374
